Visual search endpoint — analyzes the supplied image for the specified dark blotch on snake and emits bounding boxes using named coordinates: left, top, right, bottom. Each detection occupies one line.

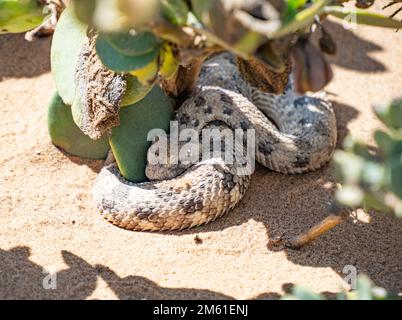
left=221, top=93, right=233, bottom=105
left=195, top=95, right=206, bottom=107
left=258, top=143, right=274, bottom=155
left=191, top=119, right=200, bottom=127
left=223, top=106, right=234, bottom=115
left=203, top=106, right=212, bottom=114
left=180, top=114, right=190, bottom=124
left=240, top=119, right=250, bottom=130
left=294, top=156, right=310, bottom=168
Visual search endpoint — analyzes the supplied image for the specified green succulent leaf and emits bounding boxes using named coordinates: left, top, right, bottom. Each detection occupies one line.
left=109, top=86, right=174, bottom=182
left=95, top=35, right=160, bottom=72
left=102, top=31, right=160, bottom=57
left=121, top=75, right=154, bottom=107
left=48, top=92, right=109, bottom=160
left=0, top=0, right=45, bottom=34
left=51, top=5, right=88, bottom=105
left=324, top=6, right=402, bottom=29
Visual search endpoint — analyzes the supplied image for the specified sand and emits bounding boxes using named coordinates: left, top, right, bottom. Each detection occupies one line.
left=1, top=6, right=402, bottom=299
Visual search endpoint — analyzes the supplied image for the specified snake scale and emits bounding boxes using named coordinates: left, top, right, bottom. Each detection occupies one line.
left=92, top=53, right=337, bottom=231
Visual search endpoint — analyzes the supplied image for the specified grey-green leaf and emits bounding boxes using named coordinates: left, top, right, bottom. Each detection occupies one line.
left=51, top=6, right=88, bottom=105
left=95, top=35, right=160, bottom=72
left=103, top=31, right=160, bottom=56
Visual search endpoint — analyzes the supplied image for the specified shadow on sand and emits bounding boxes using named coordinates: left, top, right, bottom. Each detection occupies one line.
left=316, top=20, right=386, bottom=73
left=0, top=34, right=51, bottom=81
left=0, top=246, right=265, bottom=299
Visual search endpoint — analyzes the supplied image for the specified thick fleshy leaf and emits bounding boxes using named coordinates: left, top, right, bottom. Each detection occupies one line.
left=109, top=86, right=174, bottom=182
left=48, top=92, right=109, bottom=160
left=50, top=6, right=88, bottom=105
left=102, top=31, right=160, bottom=56
left=121, top=75, right=154, bottom=107
left=95, top=34, right=160, bottom=72
left=0, top=0, right=44, bottom=34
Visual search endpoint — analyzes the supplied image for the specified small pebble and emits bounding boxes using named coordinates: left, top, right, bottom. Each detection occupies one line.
left=194, top=235, right=203, bottom=245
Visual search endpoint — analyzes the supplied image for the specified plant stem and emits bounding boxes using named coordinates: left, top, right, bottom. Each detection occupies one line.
left=162, top=46, right=223, bottom=107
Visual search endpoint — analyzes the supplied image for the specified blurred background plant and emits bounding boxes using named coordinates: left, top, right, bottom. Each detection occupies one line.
left=282, top=274, right=401, bottom=300
left=334, top=98, right=402, bottom=219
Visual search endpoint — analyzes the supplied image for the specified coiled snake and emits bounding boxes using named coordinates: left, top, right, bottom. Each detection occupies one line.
left=92, top=53, right=337, bottom=231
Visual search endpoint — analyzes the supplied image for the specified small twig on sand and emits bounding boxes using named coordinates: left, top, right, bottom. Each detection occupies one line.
left=285, top=208, right=351, bottom=249
left=268, top=205, right=351, bottom=250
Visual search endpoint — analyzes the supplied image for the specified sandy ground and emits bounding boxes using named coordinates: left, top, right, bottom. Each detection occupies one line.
left=1, top=6, right=402, bottom=299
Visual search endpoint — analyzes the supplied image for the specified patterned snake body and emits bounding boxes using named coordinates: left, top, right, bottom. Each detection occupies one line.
left=92, top=53, right=337, bottom=231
